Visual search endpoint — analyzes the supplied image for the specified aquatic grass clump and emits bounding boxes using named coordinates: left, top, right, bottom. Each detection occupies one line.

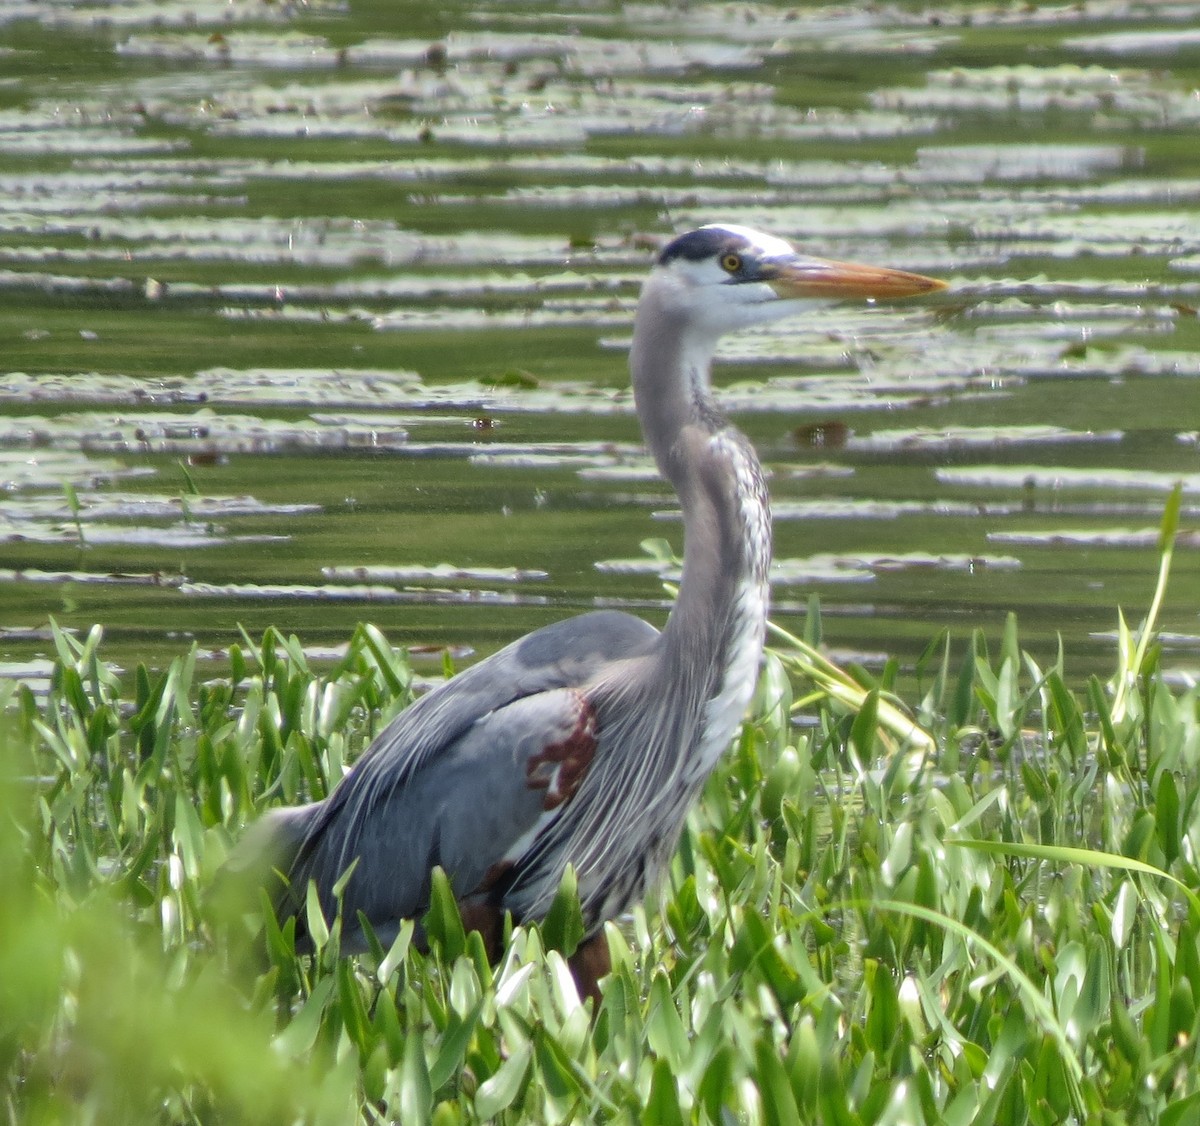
left=3, top=521, right=1200, bottom=1122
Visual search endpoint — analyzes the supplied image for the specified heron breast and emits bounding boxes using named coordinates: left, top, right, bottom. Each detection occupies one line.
left=690, top=577, right=768, bottom=784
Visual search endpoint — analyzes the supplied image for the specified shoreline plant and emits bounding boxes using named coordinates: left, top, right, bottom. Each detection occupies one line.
left=2, top=493, right=1197, bottom=1123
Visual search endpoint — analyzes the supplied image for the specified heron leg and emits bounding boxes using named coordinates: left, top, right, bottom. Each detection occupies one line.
left=458, top=901, right=505, bottom=962
left=568, top=932, right=611, bottom=1008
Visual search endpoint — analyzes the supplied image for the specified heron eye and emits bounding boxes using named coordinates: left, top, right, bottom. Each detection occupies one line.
left=720, top=253, right=743, bottom=274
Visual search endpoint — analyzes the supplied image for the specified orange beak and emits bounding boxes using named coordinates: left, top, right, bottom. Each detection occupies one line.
left=763, top=254, right=947, bottom=301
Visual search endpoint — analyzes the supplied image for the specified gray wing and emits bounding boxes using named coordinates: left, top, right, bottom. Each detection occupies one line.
left=300, top=686, right=602, bottom=931
left=264, top=610, right=658, bottom=933
left=350, top=610, right=655, bottom=789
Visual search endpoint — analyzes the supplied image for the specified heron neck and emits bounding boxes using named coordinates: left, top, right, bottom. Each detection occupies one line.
left=629, top=289, right=721, bottom=479
left=629, top=300, right=772, bottom=675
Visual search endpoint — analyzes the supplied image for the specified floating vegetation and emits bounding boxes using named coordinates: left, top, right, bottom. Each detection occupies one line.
left=0, top=492, right=318, bottom=521
left=0, top=450, right=154, bottom=491
left=179, top=580, right=406, bottom=601
left=1065, top=27, right=1200, bottom=55
left=846, top=425, right=1124, bottom=452
left=771, top=497, right=1015, bottom=521
left=0, top=368, right=423, bottom=408
left=595, top=556, right=679, bottom=578
left=772, top=552, right=1022, bottom=585
left=0, top=488, right=315, bottom=548
left=0, top=410, right=410, bottom=456
left=783, top=463, right=856, bottom=480
left=467, top=450, right=619, bottom=471
left=0, top=657, right=54, bottom=692
left=1, top=0, right=345, bottom=30
left=937, top=466, right=1200, bottom=494
left=576, top=462, right=660, bottom=483
left=1, top=0, right=1199, bottom=697
left=600, top=550, right=1022, bottom=585
left=115, top=31, right=347, bottom=68
left=913, top=141, right=1137, bottom=182
left=322, top=564, right=548, bottom=584
left=990, top=527, right=1200, bottom=548
left=178, top=581, right=549, bottom=606
left=0, top=568, right=183, bottom=586
left=874, top=62, right=1200, bottom=125
left=0, top=517, right=281, bottom=549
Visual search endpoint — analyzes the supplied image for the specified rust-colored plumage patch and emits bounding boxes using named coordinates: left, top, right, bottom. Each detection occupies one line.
left=525, top=694, right=599, bottom=810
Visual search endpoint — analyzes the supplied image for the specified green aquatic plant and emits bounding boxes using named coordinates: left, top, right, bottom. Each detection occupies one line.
left=3, top=511, right=1200, bottom=1121
left=61, top=481, right=85, bottom=547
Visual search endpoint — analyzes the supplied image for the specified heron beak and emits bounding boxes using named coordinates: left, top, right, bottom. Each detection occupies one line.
left=762, top=255, right=947, bottom=300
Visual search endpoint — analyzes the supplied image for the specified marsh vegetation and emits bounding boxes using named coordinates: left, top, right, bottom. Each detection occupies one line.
left=3, top=530, right=1199, bottom=1121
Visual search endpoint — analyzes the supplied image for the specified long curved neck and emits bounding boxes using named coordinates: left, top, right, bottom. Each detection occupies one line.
left=629, top=285, right=772, bottom=678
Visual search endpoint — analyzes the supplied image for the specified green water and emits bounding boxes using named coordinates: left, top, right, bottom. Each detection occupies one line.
left=1, top=1, right=1199, bottom=688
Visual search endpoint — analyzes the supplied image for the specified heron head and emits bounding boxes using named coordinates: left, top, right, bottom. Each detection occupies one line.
left=648, top=223, right=946, bottom=335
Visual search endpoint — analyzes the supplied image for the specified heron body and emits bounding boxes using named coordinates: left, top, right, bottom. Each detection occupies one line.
left=254, top=225, right=944, bottom=1001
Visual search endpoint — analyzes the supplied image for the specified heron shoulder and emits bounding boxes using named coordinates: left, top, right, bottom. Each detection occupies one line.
left=324, top=610, right=658, bottom=801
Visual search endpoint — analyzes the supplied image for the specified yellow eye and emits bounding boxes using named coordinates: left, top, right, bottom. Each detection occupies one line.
left=721, top=253, right=742, bottom=274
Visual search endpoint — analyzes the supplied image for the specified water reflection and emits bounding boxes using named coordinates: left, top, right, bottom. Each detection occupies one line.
left=1, top=0, right=1198, bottom=685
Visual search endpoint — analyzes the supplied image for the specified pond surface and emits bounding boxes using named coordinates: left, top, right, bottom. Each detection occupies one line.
left=1, top=0, right=1199, bottom=690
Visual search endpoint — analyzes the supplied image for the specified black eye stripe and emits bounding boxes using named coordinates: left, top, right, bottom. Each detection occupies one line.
left=656, top=229, right=765, bottom=280
left=657, top=228, right=731, bottom=264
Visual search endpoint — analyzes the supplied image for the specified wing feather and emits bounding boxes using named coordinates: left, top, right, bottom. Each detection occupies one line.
left=262, top=610, right=658, bottom=940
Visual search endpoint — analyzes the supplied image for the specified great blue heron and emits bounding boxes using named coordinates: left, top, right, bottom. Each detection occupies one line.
left=251, top=224, right=944, bottom=1002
